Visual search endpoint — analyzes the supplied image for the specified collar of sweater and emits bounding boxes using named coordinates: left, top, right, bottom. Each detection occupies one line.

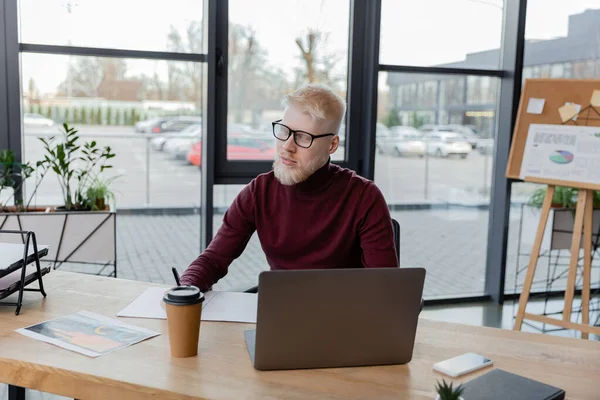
left=288, top=159, right=335, bottom=194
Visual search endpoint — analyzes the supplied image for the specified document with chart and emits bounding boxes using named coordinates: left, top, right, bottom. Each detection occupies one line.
left=520, top=124, right=600, bottom=185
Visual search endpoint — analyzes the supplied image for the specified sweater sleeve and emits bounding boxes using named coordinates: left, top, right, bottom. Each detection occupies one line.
left=357, top=182, right=399, bottom=268
left=180, top=181, right=257, bottom=291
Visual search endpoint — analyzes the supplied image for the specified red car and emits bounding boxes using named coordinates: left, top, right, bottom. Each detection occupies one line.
left=187, top=135, right=275, bottom=166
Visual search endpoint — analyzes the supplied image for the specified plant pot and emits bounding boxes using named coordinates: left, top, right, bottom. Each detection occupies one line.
left=521, top=205, right=600, bottom=251
left=0, top=209, right=117, bottom=277
left=0, top=205, right=50, bottom=213
left=95, top=198, right=106, bottom=211
left=435, top=395, right=464, bottom=400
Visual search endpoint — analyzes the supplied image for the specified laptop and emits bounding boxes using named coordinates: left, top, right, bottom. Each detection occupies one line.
left=244, top=267, right=426, bottom=371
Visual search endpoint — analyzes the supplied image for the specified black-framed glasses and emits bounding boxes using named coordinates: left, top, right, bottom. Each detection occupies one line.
left=272, top=119, right=335, bottom=148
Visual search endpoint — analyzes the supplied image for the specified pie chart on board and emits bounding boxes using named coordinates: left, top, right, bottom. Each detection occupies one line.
left=549, top=150, right=574, bottom=164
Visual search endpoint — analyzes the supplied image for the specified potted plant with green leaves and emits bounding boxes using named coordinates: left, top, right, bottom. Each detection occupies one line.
left=434, top=379, right=464, bottom=400
left=0, top=123, right=118, bottom=277
left=523, top=186, right=600, bottom=250
left=0, top=149, right=50, bottom=212
left=39, top=123, right=116, bottom=211
left=84, top=176, right=119, bottom=211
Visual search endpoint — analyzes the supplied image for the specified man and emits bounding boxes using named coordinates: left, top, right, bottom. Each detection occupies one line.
left=180, top=84, right=398, bottom=291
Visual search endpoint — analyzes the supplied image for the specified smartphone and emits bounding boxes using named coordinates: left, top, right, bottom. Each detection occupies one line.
left=433, top=353, right=493, bottom=377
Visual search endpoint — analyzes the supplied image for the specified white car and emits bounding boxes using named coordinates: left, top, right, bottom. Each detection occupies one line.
left=23, top=113, right=55, bottom=127
left=151, top=124, right=202, bottom=151
left=164, top=135, right=200, bottom=160
left=424, top=132, right=472, bottom=158
left=377, top=126, right=426, bottom=157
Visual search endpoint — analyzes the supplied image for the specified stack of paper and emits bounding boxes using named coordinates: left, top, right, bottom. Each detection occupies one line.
left=116, top=287, right=258, bottom=323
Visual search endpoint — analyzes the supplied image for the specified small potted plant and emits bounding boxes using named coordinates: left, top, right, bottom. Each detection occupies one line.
left=84, top=176, right=119, bottom=211
left=435, top=379, right=464, bottom=400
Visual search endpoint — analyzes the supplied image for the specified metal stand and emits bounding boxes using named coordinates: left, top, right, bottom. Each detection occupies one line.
left=0, top=230, right=49, bottom=315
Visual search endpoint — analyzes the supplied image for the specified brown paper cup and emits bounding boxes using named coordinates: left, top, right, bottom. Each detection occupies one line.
left=165, top=302, right=203, bottom=357
left=163, top=286, right=205, bottom=358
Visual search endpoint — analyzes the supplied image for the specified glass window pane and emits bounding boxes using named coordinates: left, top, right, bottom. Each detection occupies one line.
left=20, top=52, right=206, bottom=280
left=510, top=5, right=600, bottom=300
left=21, top=53, right=204, bottom=209
left=18, top=0, right=205, bottom=54
left=380, top=0, right=503, bottom=68
left=377, top=72, right=498, bottom=298
left=227, top=0, right=350, bottom=162
left=524, top=5, right=600, bottom=80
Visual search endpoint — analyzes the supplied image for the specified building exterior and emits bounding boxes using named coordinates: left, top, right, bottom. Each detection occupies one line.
left=386, top=8, right=600, bottom=138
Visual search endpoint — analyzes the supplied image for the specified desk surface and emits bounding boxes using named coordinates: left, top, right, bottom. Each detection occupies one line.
left=1, top=271, right=599, bottom=400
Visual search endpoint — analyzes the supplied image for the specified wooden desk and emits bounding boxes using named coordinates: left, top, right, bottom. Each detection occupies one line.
left=1, top=271, right=599, bottom=400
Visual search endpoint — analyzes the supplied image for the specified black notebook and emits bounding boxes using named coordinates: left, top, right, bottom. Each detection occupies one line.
left=460, top=369, right=565, bottom=400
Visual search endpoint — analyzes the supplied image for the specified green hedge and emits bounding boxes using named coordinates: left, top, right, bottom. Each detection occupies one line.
left=23, top=105, right=201, bottom=126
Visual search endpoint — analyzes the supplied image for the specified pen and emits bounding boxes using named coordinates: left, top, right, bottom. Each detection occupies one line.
left=172, top=267, right=181, bottom=286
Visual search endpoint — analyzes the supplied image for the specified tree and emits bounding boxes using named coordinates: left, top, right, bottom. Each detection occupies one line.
left=96, top=107, right=103, bottom=125
left=57, top=58, right=103, bottom=98
left=410, top=111, right=428, bottom=129
left=227, top=24, right=290, bottom=126
left=294, top=29, right=344, bottom=91
left=81, top=108, right=88, bottom=124
left=385, top=109, right=400, bottom=127
left=106, top=107, right=112, bottom=125
left=73, top=108, right=80, bottom=124
left=165, top=22, right=204, bottom=108
left=56, top=57, right=134, bottom=100
left=27, top=78, right=39, bottom=100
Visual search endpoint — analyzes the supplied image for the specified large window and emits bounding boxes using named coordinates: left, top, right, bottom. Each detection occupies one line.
left=5, top=0, right=575, bottom=305
left=16, top=0, right=207, bottom=281
left=506, top=3, right=600, bottom=296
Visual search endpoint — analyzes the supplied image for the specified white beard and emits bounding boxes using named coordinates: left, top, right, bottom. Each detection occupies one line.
left=273, top=153, right=329, bottom=186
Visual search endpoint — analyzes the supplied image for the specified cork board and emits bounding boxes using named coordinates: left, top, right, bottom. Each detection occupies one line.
left=506, top=78, right=600, bottom=191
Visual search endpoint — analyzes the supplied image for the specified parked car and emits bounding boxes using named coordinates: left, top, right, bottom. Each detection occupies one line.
left=135, top=117, right=173, bottom=133
left=420, top=124, right=480, bottom=149
left=424, top=132, right=472, bottom=158
left=151, top=124, right=202, bottom=151
left=23, top=113, right=55, bottom=127
left=377, top=126, right=425, bottom=157
left=137, top=116, right=202, bottom=134
left=164, top=131, right=202, bottom=160
left=187, top=134, right=274, bottom=167
left=477, top=138, right=495, bottom=155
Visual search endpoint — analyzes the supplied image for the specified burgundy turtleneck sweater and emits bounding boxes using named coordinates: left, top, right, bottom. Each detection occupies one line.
left=180, top=161, right=398, bottom=291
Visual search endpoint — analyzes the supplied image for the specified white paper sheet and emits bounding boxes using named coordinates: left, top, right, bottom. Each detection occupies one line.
left=519, top=123, right=600, bottom=185
left=16, top=310, right=160, bottom=358
left=116, top=287, right=168, bottom=319
left=117, top=288, right=258, bottom=323
left=201, top=291, right=258, bottom=323
left=526, top=97, right=545, bottom=114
